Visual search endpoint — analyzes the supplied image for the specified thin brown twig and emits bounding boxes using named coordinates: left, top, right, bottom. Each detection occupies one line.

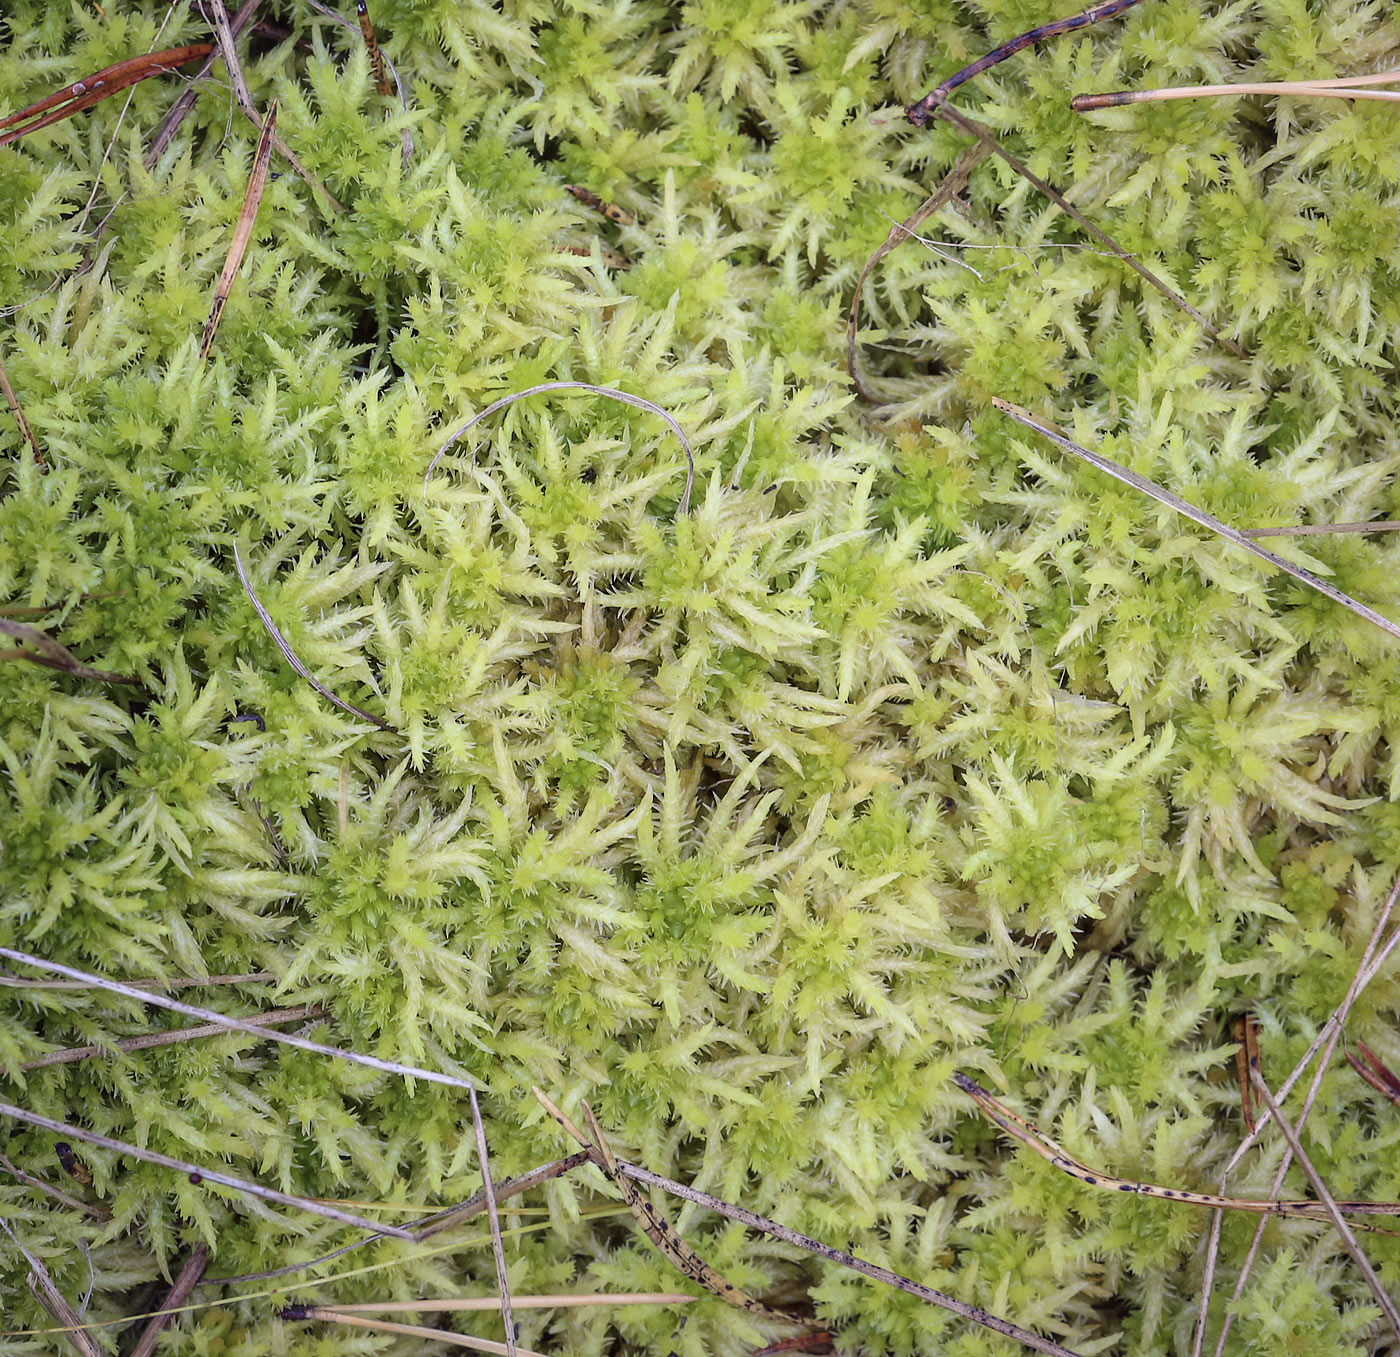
left=928, top=101, right=1248, bottom=359
left=906, top=0, right=1149, bottom=119
left=303, top=0, right=414, bottom=168
left=565, top=185, right=637, bottom=226
left=536, top=1089, right=810, bottom=1328
left=231, top=543, right=397, bottom=731
left=0, top=619, right=142, bottom=686
left=847, top=145, right=989, bottom=403
left=993, top=399, right=1400, bottom=642
left=127, top=1244, right=209, bottom=1357
left=199, top=98, right=277, bottom=360
left=201, top=1153, right=591, bottom=1286
left=0, top=947, right=470, bottom=1091
left=0, top=348, right=42, bottom=465
left=1233, top=1013, right=1260, bottom=1133
left=0, top=971, right=273, bottom=991
left=306, top=1293, right=696, bottom=1313
left=207, top=0, right=345, bottom=213
left=955, top=1072, right=1400, bottom=1220
left=1249, top=1070, right=1400, bottom=1341
left=20, top=1003, right=324, bottom=1069
left=469, top=1085, right=517, bottom=1357
left=1348, top=1042, right=1400, bottom=1110
left=356, top=0, right=393, bottom=95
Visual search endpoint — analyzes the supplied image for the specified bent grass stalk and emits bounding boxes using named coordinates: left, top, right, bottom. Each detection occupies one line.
left=424, top=381, right=695, bottom=515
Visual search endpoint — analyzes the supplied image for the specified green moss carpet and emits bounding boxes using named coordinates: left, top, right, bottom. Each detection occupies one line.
left=4, top=0, right=1400, bottom=1352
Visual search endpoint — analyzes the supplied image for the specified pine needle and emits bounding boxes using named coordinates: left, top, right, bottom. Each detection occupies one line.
left=469, top=1085, right=517, bottom=1357
left=199, top=99, right=278, bottom=362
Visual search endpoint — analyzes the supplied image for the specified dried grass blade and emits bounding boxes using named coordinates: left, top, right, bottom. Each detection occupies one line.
left=993, top=399, right=1400, bottom=643
left=128, top=1244, right=209, bottom=1357
left=20, top=1002, right=324, bottom=1069
left=231, top=543, right=396, bottom=731
left=534, top=1089, right=809, bottom=1328
left=0, top=946, right=471, bottom=1093
left=424, top=381, right=695, bottom=515
left=312, top=1293, right=695, bottom=1313
left=199, top=99, right=277, bottom=362
left=1073, top=70, right=1400, bottom=111
left=1249, top=1070, right=1400, bottom=1341
left=282, top=1307, right=547, bottom=1356
left=0, top=619, right=141, bottom=686
left=847, top=145, right=989, bottom=403
left=207, top=0, right=255, bottom=111
left=0, top=348, right=41, bottom=464
left=469, top=1086, right=517, bottom=1357
left=612, top=1158, right=1088, bottom=1357
left=0, top=1100, right=416, bottom=1237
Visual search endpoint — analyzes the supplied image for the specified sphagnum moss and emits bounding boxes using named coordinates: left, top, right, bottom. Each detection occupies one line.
left=4, top=0, right=1400, bottom=1353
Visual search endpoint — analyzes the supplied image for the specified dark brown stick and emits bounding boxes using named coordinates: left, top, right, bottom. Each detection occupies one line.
left=906, top=0, right=1150, bottom=122
left=21, top=1003, right=324, bottom=1069
left=128, top=1244, right=210, bottom=1357
left=0, top=348, right=42, bottom=464
left=0, top=619, right=142, bottom=685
